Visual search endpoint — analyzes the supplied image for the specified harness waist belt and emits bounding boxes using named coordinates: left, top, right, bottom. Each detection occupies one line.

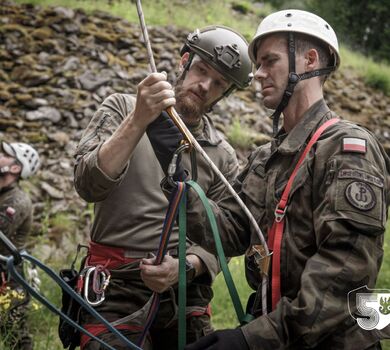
left=88, top=242, right=179, bottom=270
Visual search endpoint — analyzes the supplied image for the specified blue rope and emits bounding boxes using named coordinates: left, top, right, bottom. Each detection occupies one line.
left=4, top=251, right=142, bottom=350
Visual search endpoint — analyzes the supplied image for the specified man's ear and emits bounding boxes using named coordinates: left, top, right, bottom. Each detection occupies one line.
left=179, top=52, right=190, bottom=72
left=9, top=163, right=22, bottom=176
left=305, top=48, right=320, bottom=71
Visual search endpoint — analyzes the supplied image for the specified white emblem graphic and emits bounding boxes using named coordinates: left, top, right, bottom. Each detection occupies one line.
left=348, top=286, right=390, bottom=330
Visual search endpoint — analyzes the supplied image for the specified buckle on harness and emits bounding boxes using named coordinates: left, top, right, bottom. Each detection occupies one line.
left=274, top=206, right=287, bottom=222
left=247, top=245, right=272, bottom=277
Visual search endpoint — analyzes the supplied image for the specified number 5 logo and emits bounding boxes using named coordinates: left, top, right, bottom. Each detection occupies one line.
left=348, top=285, right=390, bottom=331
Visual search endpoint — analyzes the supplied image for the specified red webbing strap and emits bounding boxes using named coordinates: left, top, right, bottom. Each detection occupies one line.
left=80, top=323, right=143, bottom=349
left=268, top=118, right=339, bottom=310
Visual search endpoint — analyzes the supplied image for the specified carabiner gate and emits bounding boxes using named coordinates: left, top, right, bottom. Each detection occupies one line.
left=83, top=267, right=108, bottom=307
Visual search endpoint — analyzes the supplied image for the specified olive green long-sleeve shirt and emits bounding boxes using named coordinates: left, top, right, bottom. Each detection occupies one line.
left=74, top=93, right=238, bottom=282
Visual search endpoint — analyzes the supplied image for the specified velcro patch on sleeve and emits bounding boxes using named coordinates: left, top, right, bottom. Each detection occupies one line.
left=345, top=181, right=376, bottom=211
left=335, top=169, right=384, bottom=226
left=342, top=137, right=367, bottom=154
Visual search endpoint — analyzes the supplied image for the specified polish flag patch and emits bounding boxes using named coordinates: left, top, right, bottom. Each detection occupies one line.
left=5, top=207, right=15, bottom=217
left=342, top=138, right=367, bottom=154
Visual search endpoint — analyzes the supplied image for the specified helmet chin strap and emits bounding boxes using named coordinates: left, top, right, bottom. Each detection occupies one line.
left=206, top=84, right=236, bottom=113
left=271, top=32, right=336, bottom=136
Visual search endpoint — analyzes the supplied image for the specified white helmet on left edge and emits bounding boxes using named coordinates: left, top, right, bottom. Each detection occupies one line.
left=2, top=142, right=40, bottom=178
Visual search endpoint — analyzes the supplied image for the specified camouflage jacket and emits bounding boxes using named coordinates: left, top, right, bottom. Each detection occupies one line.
left=74, top=93, right=238, bottom=283
left=184, top=99, right=390, bottom=349
left=0, top=183, right=32, bottom=257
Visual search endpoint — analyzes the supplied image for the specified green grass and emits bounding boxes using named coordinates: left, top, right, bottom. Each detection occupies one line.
left=340, top=46, right=390, bottom=95
left=211, top=256, right=252, bottom=329
left=28, top=261, right=65, bottom=350
left=227, top=119, right=254, bottom=150
left=12, top=0, right=272, bottom=40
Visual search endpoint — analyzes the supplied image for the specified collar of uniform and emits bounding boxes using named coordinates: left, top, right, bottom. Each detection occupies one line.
left=189, top=115, right=222, bottom=146
left=277, top=99, right=331, bottom=155
left=0, top=182, right=17, bottom=195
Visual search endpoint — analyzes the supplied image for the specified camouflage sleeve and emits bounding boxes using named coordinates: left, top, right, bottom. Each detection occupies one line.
left=184, top=151, right=255, bottom=257
left=241, top=126, right=389, bottom=349
left=74, top=93, right=135, bottom=202
left=205, top=141, right=239, bottom=200
left=0, top=192, right=32, bottom=252
left=186, top=143, right=240, bottom=282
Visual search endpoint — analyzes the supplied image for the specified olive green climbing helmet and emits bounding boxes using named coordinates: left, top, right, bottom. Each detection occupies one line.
left=180, top=25, right=253, bottom=90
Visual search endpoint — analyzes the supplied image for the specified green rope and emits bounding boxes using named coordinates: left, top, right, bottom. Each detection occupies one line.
left=178, top=190, right=187, bottom=350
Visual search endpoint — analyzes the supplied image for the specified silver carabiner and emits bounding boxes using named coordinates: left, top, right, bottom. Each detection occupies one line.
left=83, top=267, right=107, bottom=307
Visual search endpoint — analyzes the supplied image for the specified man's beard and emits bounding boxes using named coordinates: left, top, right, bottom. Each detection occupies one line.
left=174, top=78, right=208, bottom=127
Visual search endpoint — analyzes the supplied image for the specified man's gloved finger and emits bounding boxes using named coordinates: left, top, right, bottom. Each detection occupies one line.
left=185, top=332, right=218, bottom=350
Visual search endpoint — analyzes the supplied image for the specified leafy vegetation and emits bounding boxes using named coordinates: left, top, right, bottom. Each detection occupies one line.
left=267, top=0, right=390, bottom=64
left=13, top=0, right=272, bottom=40
left=227, top=119, right=254, bottom=150
left=306, top=0, right=390, bottom=63
left=340, top=48, right=390, bottom=95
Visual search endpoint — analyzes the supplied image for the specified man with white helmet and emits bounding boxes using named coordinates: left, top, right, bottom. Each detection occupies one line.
left=146, top=10, right=389, bottom=350
left=0, top=141, right=40, bottom=350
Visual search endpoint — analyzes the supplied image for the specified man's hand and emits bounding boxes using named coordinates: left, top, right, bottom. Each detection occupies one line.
left=140, top=254, right=179, bottom=293
left=132, top=72, right=176, bottom=129
left=185, top=329, right=249, bottom=350
left=140, top=254, right=204, bottom=293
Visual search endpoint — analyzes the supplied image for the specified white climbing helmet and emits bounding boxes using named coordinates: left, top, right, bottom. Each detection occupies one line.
left=248, top=9, right=340, bottom=69
left=2, top=142, right=40, bottom=178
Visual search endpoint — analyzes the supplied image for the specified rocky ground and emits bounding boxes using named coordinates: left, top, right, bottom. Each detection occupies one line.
left=1, top=2, right=390, bottom=251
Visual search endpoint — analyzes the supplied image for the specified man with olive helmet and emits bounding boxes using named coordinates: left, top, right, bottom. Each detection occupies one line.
left=74, top=25, right=252, bottom=349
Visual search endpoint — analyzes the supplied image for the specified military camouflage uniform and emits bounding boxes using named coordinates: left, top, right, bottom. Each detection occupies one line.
left=0, top=183, right=33, bottom=350
left=74, top=93, right=238, bottom=349
left=183, top=99, right=390, bottom=349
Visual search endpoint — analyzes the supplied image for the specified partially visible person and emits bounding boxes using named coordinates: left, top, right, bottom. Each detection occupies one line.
left=0, top=141, right=40, bottom=350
